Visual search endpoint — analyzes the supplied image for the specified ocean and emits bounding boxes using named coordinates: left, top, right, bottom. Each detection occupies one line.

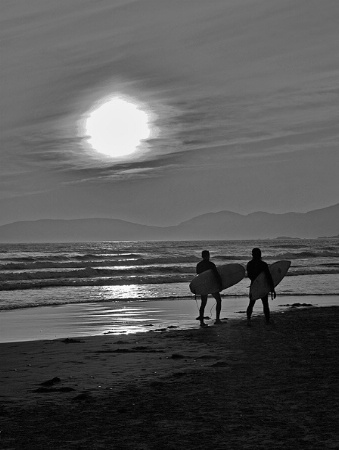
left=0, top=239, right=338, bottom=341
left=1, top=239, right=339, bottom=311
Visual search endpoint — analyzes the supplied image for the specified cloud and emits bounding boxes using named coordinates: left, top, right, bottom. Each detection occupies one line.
left=1, top=0, right=339, bottom=222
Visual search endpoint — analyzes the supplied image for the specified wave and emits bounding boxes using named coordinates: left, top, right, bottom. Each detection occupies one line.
left=2, top=260, right=339, bottom=281
left=0, top=291, right=338, bottom=312
left=73, top=252, right=142, bottom=260
left=1, top=268, right=339, bottom=291
left=0, top=256, right=199, bottom=271
left=269, top=244, right=309, bottom=249
left=0, top=265, right=194, bottom=282
left=0, top=295, right=195, bottom=311
left=271, top=251, right=339, bottom=259
left=1, top=249, right=339, bottom=272
left=0, top=273, right=193, bottom=291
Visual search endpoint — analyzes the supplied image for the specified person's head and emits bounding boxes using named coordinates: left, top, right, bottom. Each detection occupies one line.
left=252, top=248, right=262, bottom=259
left=201, top=250, right=210, bottom=260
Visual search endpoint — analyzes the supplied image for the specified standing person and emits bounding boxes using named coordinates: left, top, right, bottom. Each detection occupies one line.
left=246, top=248, right=276, bottom=326
left=196, top=250, right=223, bottom=327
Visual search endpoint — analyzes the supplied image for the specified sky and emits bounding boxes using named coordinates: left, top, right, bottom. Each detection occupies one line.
left=1, top=0, right=339, bottom=227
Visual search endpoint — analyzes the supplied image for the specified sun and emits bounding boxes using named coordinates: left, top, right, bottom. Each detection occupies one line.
left=85, top=97, right=150, bottom=158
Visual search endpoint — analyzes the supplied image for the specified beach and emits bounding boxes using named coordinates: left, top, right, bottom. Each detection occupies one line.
left=1, top=304, right=338, bottom=449
left=1, top=0, right=339, bottom=447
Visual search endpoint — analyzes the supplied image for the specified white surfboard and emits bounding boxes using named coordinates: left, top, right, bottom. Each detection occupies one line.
left=249, top=260, right=291, bottom=301
left=189, top=263, right=245, bottom=296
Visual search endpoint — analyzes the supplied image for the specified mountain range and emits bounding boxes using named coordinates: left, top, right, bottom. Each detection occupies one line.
left=0, top=204, right=338, bottom=243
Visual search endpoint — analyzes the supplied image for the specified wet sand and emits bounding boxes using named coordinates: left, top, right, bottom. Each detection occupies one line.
left=0, top=305, right=338, bottom=449
left=1, top=295, right=338, bottom=343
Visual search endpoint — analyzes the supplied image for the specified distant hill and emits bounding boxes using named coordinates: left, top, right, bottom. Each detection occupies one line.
left=174, top=204, right=339, bottom=240
left=0, top=204, right=338, bottom=243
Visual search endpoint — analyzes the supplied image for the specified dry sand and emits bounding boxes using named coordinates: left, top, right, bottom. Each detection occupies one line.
left=1, top=306, right=338, bottom=449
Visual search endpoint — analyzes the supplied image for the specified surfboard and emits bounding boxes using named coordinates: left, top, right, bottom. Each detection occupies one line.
left=249, top=260, right=291, bottom=301
left=189, top=263, right=245, bottom=296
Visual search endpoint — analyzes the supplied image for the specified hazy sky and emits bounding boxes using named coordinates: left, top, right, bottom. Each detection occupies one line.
left=1, top=0, right=338, bottom=226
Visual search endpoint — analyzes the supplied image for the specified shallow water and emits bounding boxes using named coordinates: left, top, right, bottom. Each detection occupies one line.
left=1, top=295, right=338, bottom=343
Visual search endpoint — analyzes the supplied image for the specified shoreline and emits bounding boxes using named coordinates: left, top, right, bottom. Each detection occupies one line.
left=1, top=306, right=338, bottom=449
left=1, top=295, right=338, bottom=343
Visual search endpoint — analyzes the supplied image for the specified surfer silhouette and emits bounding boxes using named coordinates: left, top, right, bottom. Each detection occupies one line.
left=246, top=248, right=276, bottom=326
left=196, top=250, right=223, bottom=327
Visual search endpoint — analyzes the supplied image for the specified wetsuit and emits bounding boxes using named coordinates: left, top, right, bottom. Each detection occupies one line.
left=196, top=259, right=222, bottom=285
left=196, top=259, right=222, bottom=325
left=246, top=258, right=274, bottom=323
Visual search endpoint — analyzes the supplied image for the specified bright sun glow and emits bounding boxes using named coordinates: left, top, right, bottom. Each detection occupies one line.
left=85, top=98, right=150, bottom=158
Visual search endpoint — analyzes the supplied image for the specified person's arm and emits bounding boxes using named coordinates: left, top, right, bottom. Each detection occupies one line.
left=264, top=264, right=276, bottom=299
left=196, top=261, right=203, bottom=274
left=247, top=262, right=254, bottom=299
left=211, top=263, right=223, bottom=290
left=246, top=262, right=254, bottom=282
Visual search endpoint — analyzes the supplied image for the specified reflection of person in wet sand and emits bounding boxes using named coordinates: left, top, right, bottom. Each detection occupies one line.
left=246, top=248, right=276, bottom=326
left=196, top=250, right=223, bottom=327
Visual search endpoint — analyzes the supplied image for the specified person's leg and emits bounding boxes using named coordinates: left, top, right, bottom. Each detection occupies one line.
left=246, top=299, right=256, bottom=325
left=199, top=295, right=208, bottom=326
left=261, top=295, right=270, bottom=323
left=212, top=292, right=222, bottom=324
